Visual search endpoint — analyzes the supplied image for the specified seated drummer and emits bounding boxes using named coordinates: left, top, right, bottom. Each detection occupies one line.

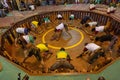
left=48, top=48, right=77, bottom=72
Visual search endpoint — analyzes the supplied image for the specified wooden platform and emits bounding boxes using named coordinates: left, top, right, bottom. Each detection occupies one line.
left=0, top=4, right=120, bottom=75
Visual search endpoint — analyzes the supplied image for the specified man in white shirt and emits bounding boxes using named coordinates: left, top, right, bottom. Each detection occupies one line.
left=95, top=26, right=104, bottom=32
left=15, top=35, right=36, bottom=49
left=85, top=21, right=98, bottom=28
left=84, top=43, right=101, bottom=52
left=15, top=27, right=31, bottom=44
left=77, top=42, right=105, bottom=64
left=56, top=14, right=64, bottom=24
left=85, top=21, right=98, bottom=33
left=56, top=23, right=64, bottom=30
left=51, top=23, right=71, bottom=41
left=91, top=25, right=106, bottom=35
left=91, top=19, right=111, bottom=35
left=77, top=43, right=102, bottom=57
left=57, top=14, right=63, bottom=20
left=16, top=27, right=30, bottom=35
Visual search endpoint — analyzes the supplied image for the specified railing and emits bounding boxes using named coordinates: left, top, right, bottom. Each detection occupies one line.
left=1, top=10, right=120, bottom=53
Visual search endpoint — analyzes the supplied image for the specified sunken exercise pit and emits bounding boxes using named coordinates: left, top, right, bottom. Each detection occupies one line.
left=0, top=10, right=120, bottom=75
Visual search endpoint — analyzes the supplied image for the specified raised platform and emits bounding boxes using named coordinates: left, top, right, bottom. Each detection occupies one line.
left=0, top=3, right=120, bottom=80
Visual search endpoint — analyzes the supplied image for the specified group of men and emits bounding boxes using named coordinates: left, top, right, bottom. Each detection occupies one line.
left=89, top=1, right=117, bottom=14
left=14, top=13, right=79, bottom=73
left=14, top=19, right=53, bottom=70
left=77, top=15, right=118, bottom=65
left=47, top=13, right=118, bottom=72
left=14, top=12, right=119, bottom=73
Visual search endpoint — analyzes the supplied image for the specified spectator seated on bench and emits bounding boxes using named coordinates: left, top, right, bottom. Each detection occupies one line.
left=26, top=0, right=36, bottom=11
left=19, top=0, right=27, bottom=11
left=89, top=2, right=96, bottom=10
left=107, top=3, right=117, bottom=14
left=0, top=9, right=6, bottom=17
left=0, top=0, right=9, bottom=17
